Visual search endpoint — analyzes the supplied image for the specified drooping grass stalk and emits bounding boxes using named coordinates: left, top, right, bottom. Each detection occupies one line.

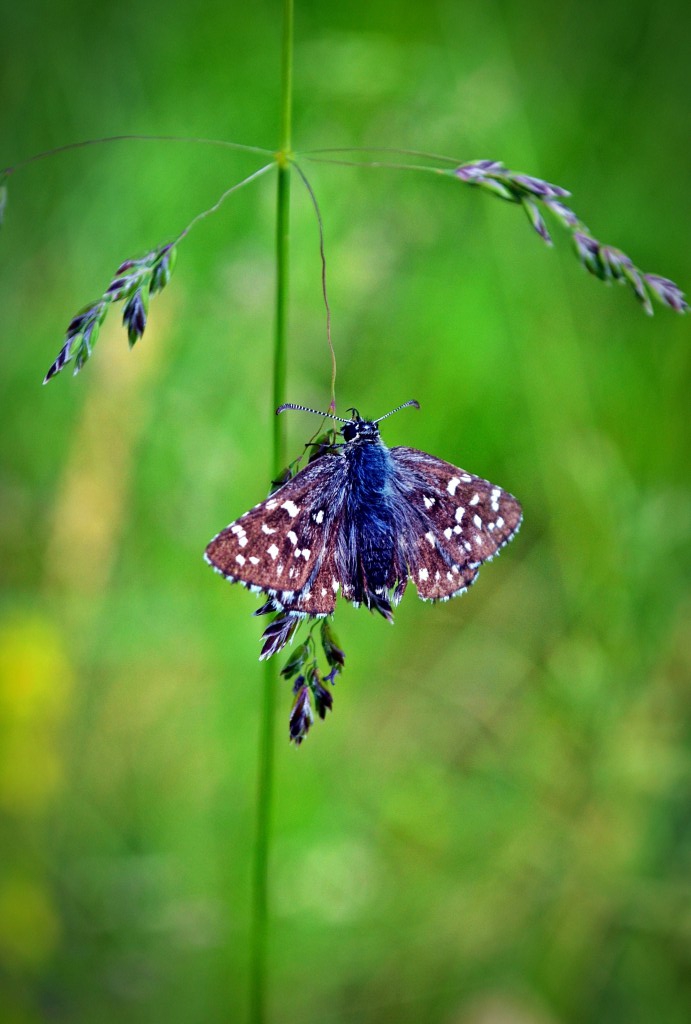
left=175, top=163, right=275, bottom=244
left=302, top=145, right=460, bottom=163
left=272, top=155, right=291, bottom=474
left=1, top=134, right=274, bottom=176
left=292, top=161, right=336, bottom=411
left=41, top=162, right=276, bottom=384
left=304, top=155, right=447, bottom=175
left=298, top=153, right=687, bottom=315
left=248, top=2, right=293, bottom=1021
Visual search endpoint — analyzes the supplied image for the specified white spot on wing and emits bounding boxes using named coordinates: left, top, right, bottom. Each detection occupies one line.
left=473, top=514, right=482, bottom=529
left=423, top=495, right=435, bottom=509
left=418, top=567, right=429, bottom=581
left=314, top=509, right=325, bottom=524
left=267, top=543, right=279, bottom=560
left=261, top=524, right=276, bottom=535
left=287, top=530, right=298, bottom=545
left=444, top=527, right=453, bottom=540
left=469, top=494, right=480, bottom=506
left=249, top=556, right=260, bottom=565
left=235, top=554, right=246, bottom=566
left=281, top=500, right=300, bottom=518
left=447, top=477, right=460, bottom=495
left=455, top=506, right=465, bottom=523
left=425, top=531, right=435, bottom=547
left=266, top=500, right=278, bottom=510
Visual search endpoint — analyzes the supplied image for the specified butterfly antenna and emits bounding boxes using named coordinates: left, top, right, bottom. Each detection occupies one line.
left=276, top=403, right=353, bottom=423
left=374, top=399, right=420, bottom=424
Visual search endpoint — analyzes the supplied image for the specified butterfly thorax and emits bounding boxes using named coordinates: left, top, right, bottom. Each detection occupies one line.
left=342, top=424, right=393, bottom=502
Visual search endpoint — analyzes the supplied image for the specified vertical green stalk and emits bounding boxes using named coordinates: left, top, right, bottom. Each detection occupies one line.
left=248, top=2, right=293, bottom=1022
left=273, top=0, right=292, bottom=475
left=272, top=160, right=290, bottom=474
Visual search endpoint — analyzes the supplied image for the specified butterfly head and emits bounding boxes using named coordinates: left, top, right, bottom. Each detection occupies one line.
left=277, top=398, right=420, bottom=441
left=341, top=410, right=380, bottom=444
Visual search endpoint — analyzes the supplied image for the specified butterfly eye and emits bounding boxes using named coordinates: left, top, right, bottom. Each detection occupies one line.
left=342, top=422, right=358, bottom=442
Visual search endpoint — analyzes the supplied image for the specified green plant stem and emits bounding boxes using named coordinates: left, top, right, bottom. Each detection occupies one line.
left=2, top=134, right=274, bottom=176
left=176, top=163, right=275, bottom=245
left=303, top=155, right=447, bottom=175
left=248, top=2, right=293, bottom=1022
left=272, top=162, right=290, bottom=473
left=292, top=162, right=336, bottom=410
left=248, top=654, right=278, bottom=1024
left=301, top=144, right=459, bottom=163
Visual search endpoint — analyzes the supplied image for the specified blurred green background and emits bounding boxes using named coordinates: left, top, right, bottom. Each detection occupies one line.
left=1, top=1, right=689, bottom=1022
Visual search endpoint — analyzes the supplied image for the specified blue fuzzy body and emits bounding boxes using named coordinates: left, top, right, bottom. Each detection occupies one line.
left=340, top=437, right=400, bottom=603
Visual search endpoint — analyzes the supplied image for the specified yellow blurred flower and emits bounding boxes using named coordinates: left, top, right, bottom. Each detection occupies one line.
left=0, top=877, right=59, bottom=970
left=0, top=616, right=73, bottom=724
left=0, top=614, right=73, bottom=814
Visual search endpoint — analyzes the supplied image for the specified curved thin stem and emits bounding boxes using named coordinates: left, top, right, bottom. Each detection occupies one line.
left=2, top=134, right=274, bottom=176
left=302, top=155, right=448, bottom=176
left=174, top=162, right=275, bottom=244
left=292, top=161, right=337, bottom=412
left=272, top=163, right=291, bottom=473
left=300, top=144, right=460, bottom=164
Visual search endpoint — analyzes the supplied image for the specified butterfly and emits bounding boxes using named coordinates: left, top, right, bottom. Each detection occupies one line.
left=204, top=400, right=522, bottom=629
